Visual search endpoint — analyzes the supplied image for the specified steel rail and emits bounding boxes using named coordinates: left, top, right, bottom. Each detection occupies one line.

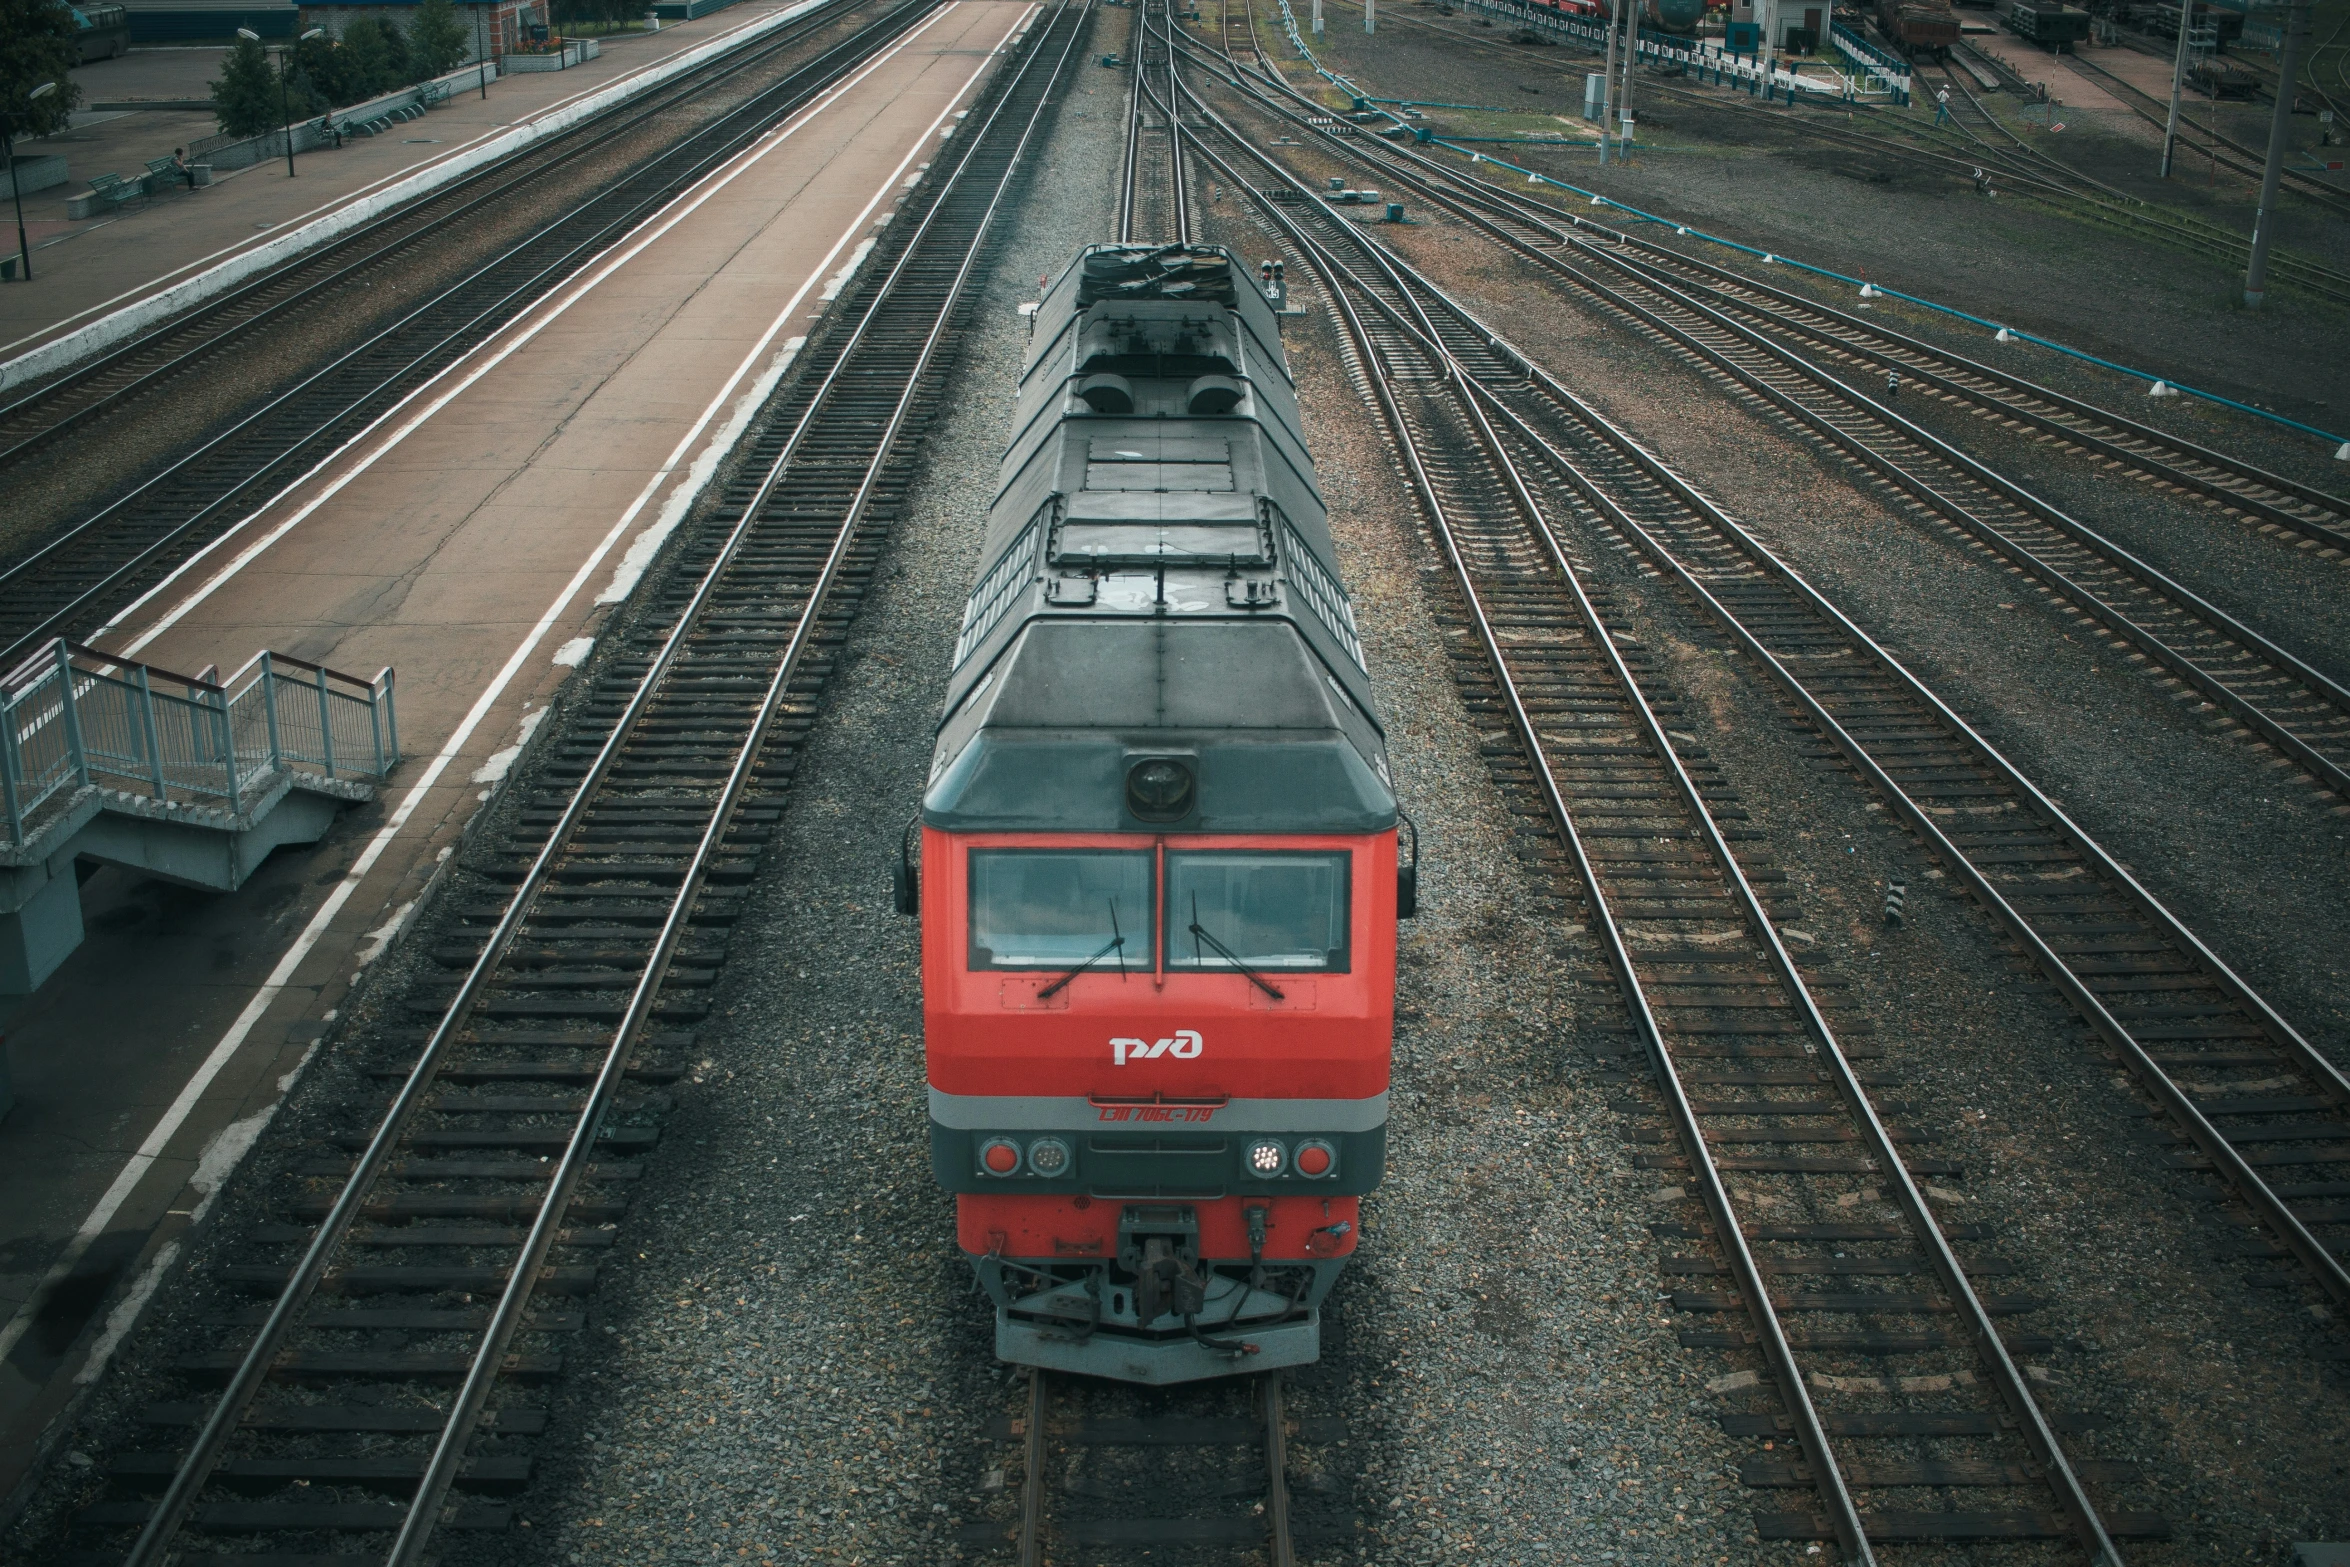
left=1190, top=23, right=2350, bottom=1108
left=1288, top=184, right=2123, bottom=1567
left=1242, top=83, right=2350, bottom=541
left=1134, top=0, right=1191, bottom=242
left=1565, top=423, right=2350, bottom=1316
left=1177, top=102, right=1878, bottom=1564
left=388, top=16, right=1086, bottom=1552
left=1575, top=245, right=2350, bottom=547
left=1181, top=55, right=2350, bottom=799
left=1277, top=163, right=2350, bottom=1303
left=1539, top=239, right=2350, bottom=798
left=2060, top=48, right=2350, bottom=215
left=1190, top=73, right=2196, bottom=1552
left=1199, top=29, right=2350, bottom=537
left=0, top=0, right=875, bottom=467
left=1264, top=1374, right=1297, bottom=1567
left=1118, top=0, right=1145, bottom=241
left=116, top=5, right=1084, bottom=1559
left=1017, top=1370, right=1048, bottom=1567
left=1680, top=81, right=2350, bottom=301
left=1162, top=0, right=1193, bottom=242
left=0, top=0, right=945, bottom=672
left=1215, top=9, right=2350, bottom=301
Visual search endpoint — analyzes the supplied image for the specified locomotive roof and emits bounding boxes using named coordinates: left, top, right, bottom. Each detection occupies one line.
left=922, top=244, right=1392, bottom=835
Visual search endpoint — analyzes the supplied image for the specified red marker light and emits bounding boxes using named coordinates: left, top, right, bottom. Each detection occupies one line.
left=1295, top=1140, right=1334, bottom=1177
left=981, top=1139, right=1021, bottom=1175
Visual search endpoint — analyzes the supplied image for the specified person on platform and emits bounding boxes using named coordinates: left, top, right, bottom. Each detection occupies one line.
left=171, top=148, right=196, bottom=190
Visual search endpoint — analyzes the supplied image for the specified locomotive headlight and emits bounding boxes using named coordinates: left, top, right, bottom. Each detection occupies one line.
left=1028, top=1136, right=1072, bottom=1177
left=979, top=1137, right=1023, bottom=1177
left=1125, top=757, right=1194, bottom=822
left=1294, top=1139, right=1337, bottom=1179
left=1246, top=1139, right=1286, bottom=1176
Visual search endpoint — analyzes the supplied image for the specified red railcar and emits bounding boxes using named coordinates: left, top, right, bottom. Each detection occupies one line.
left=908, top=245, right=1405, bottom=1384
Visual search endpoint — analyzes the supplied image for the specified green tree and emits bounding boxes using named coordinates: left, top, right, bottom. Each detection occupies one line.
left=338, top=15, right=411, bottom=97
left=293, top=30, right=351, bottom=108
left=411, top=0, right=471, bottom=77
left=209, top=34, right=281, bottom=138
left=0, top=0, right=83, bottom=137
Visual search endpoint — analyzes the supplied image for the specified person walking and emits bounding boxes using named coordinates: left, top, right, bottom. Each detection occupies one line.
left=1934, top=85, right=1950, bottom=126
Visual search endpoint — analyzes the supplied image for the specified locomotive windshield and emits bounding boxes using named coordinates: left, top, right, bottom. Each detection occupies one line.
left=969, top=850, right=1153, bottom=969
left=1167, top=851, right=1350, bottom=973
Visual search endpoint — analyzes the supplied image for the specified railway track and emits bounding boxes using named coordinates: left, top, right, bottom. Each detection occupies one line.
left=1630, top=66, right=2350, bottom=304
left=1182, top=34, right=2350, bottom=1549
left=1191, top=20, right=2350, bottom=1311
left=980, top=1370, right=1338, bottom=1563
left=1282, top=0, right=2350, bottom=302
left=1179, top=47, right=2350, bottom=803
left=1176, top=80, right=2162, bottom=1558
left=2059, top=47, right=2350, bottom=217
left=0, top=0, right=873, bottom=463
left=1130, top=0, right=1197, bottom=243
left=38, top=5, right=1096, bottom=1562
left=0, top=0, right=946, bottom=675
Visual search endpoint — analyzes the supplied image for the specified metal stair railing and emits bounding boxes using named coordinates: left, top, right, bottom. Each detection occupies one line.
left=0, top=639, right=398, bottom=844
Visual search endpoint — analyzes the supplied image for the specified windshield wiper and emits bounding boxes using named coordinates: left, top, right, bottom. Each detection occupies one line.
left=1187, top=895, right=1284, bottom=1001
left=1038, top=900, right=1128, bottom=1000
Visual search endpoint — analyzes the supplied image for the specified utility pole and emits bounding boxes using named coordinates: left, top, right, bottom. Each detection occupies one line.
left=2243, top=0, right=2311, bottom=307
left=1617, top=0, right=1639, bottom=160
left=5, top=82, right=59, bottom=283
left=1600, top=0, right=1625, bottom=162
left=2159, top=0, right=2190, bottom=177
left=241, top=26, right=324, bottom=177
left=477, top=4, right=491, bottom=97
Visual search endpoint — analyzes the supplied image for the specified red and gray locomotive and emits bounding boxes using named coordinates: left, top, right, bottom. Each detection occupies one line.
left=900, top=244, right=1407, bottom=1385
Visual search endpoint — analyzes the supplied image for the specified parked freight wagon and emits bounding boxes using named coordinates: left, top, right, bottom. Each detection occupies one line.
left=2144, top=0, right=2243, bottom=46
left=2006, top=0, right=2090, bottom=47
left=1878, top=0, right=1960, bottom=58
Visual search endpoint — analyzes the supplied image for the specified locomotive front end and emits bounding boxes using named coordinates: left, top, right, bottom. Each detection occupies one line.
left=908, top=245, right=1403, bottom=1384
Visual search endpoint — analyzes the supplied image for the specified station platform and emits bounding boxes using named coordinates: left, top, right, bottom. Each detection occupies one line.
left=0, top=0, right=811, bottom=377
left=0, top=0, right=1033, bottom=1515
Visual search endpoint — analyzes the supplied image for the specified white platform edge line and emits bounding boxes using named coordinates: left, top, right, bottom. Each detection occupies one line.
left=0, top=0, right=1024, bottom=1380
left=0, top=0, right=841, bottom=392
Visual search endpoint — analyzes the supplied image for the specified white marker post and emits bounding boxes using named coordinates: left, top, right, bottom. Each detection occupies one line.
left=1312, top=0, right=1322, bottom=33
left=1364, top=0, right=1374, bottom=33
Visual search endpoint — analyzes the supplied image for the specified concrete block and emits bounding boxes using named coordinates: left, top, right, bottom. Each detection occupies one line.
left=0, top=155, right=69, bottom=201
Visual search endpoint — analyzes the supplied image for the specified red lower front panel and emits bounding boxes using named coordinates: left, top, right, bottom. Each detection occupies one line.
left=960, top=1193, right=1359, bottom=1261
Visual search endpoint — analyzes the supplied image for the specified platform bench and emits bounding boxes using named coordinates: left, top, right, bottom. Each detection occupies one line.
left=75, top=172, right=144, bottom=216
left=143, top=156, right=185, bottom=194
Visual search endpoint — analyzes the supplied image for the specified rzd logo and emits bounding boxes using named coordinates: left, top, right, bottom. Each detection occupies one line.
left=1111, top=1030, right=1202, bottom=1067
